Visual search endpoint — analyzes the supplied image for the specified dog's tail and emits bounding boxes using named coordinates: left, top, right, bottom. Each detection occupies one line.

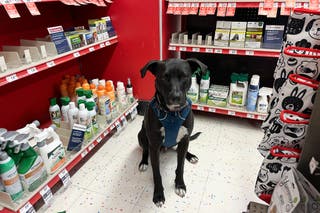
left=190, top=132, right=202, bottom=141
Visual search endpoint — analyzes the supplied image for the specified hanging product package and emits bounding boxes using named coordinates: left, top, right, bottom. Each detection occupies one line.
left=258, top=110, right=310, bottom=157
left=262, top=73, right=319, bottom=131
left=255, top=146, right=301, bottom=204
left=268, top=168, right=320, bottom=213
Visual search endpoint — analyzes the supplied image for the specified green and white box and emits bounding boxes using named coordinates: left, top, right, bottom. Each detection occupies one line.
left=245, top=22, right=264, bottom=48
left=207, top=85, right=229, bottom=107
left=229, top=22, right=247, bottom=48
left=214, top=21, right=231, bottom=47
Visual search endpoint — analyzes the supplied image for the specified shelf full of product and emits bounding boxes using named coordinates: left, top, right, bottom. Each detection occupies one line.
left=0, top=16, right=117, bottom=87
left=188, top=71, right=271, bottom=121
left=169, top=20, right=284, bottom=58
left=0, top=74, right=137, bottom=212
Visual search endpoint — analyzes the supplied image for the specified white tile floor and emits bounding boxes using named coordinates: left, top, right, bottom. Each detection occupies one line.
left=39, top=113, right=266, bottom=213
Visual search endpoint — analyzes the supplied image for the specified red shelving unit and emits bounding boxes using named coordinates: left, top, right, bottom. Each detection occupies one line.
left=169, top=43, right=280, bottom=57
left=192, top=103, right=267, bottom=120
left=0, top=36, right=118, bottom=87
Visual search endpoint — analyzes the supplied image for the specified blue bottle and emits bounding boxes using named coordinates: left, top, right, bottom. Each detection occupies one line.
left=247, top=75, right=260, bottom=112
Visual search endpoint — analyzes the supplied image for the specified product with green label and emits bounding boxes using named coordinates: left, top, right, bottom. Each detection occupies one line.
left=228, top=73, right=248, bottom=106
left=0, top=151, right=23, bottom=200
left=86, top=102, right=98, bottom=135
left=207, top=85, right=229, bottom=107
left=199, top=70, right=210, bottom=104
left=61, top=97, right=70, bottom=122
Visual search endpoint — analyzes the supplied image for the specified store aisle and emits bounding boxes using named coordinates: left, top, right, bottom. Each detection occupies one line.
left=39, top=113, right=265, bottom=213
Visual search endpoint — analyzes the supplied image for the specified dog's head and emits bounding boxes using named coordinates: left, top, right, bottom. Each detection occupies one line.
left=140, top=58, right=207, bottom=111
left=305, top=18, right=320, bottom=40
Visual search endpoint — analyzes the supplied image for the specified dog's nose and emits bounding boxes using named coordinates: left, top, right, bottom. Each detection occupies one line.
left=169, top=91, right=182, bottom=104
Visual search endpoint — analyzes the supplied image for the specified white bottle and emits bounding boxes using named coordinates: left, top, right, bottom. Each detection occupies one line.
left=199, top=71, right=210, bottom=104
left=68, top=102, right=79, bottom=129
left=187, top=73, right=199, bottom=103
left=117, top=81, right=127, bottom=106
left=49, top=97, right=61, bottom=127
left=78, top=103, right=88, bottom=126
left=99, top=79, right=106, bottom=87
left=257, top=87, right=272, bottom=113
left=126, top=78, right=134, bottom=103
left=60, top=97, right=70, bottom=122
left=86, top=102, right=98, bottom=134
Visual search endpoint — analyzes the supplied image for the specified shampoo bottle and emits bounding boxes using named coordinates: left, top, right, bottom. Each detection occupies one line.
left=49, top=98, right=61, bottom=127
left=0, top=151, right=23, bottom=200
left=199, top=70, right=210, bottom=104
left=68, top=102, right=79, bottom=129
left=187, top=73, right=199, bottom=103
left=61, top=97, right=70, bottom=122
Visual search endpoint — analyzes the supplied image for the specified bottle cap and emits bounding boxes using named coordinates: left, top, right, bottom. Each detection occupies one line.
left=127, top=78, right=132, bottom=87
left=78, top=100, right=86, bottom=107
left=13, top=134, right=29, bottom=143
left=97, top=90, right=105, bottom=98
left=76, top=88, right=84, bottom=96
left=250, top=75, right=260, bottom=86
left=61, top=97, right=71, bottom=106
left=91, top=79, right=99, bottom=87
left=84, top=90, right=93, bottom=99
left=99, top=80, right=106, bottom=87
left=79, top=103, right=86, bottom=110
left=50, top=97, right=57, bottom=106
left=20, top=142, right=30, bottom=151
left=117, top=81, right=124, bottom=89
left=202, top=70, right=210, bottom=80
left=82, top=83, right=90, bottom=90
left=0, top=151, right=9, bottom=161
left=0, top=128, right=7, bottom=136
left=85, top=102, right=95, bottom=111
left=32, top=120, right=40, bottom=127
left=37, top=140, right=45, bottom=148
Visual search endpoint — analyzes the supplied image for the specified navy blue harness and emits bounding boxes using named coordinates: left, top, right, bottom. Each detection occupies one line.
left=150, top=97, right=192, bottom=148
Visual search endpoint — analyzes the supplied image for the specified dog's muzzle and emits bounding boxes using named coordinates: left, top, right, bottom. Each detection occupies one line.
left=166, top=102, right=188, bottom=112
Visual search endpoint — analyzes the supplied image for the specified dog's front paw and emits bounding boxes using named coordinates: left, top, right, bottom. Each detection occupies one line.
left=189, top=156, right=199, bottom=164
left=153, top=191, right=165, bottom=207
left=138, top=163, right=148, bottom=172
left=175, top=184, right=186, bottom=198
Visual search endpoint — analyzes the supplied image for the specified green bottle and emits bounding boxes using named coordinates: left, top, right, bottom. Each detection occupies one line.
left=0, top=151, right=23, bottom=200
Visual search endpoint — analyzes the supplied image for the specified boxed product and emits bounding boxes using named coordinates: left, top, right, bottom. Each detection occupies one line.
left=207, top=84, right=229, bottom=107
left=229, top=22, right=247, bottom=48
left=65, top=32, right=83, bottom=50
left=47, top=26, right=71, bottom=54
left=103, top=16, right=116, bottom=38
left=262, top=25, right=285, bottom=49
left=214, top=21, right=231, bottom=47
left=88, top=19, right=104, bottom=42
left=245, top=22, right=264, bottom=48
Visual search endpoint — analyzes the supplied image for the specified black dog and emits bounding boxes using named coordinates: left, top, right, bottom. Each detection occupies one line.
left=138, top=58, right=207, bottom=207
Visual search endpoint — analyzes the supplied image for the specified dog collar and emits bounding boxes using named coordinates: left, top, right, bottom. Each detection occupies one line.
left=150, top=97, right=192, bottom=147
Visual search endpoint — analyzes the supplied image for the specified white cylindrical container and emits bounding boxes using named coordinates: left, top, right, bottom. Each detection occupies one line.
left=78, top=103, right=88, bottom=126
left=49, top=97, right=61, bottom=127
left=117, top=81, right=127, bottom=106
left=126, top=78, right=134, bottom=103
left=60, top=97, right=70, bottom=122
left=187, top=73, right=199, bottom=103
left=99, top=79, right=106, bottom=87
left=68, top=102, right=79, bottom=129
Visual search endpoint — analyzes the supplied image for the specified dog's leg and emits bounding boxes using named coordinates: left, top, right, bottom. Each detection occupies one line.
left=186, top=151, right=199, bottom=164
left=150, top=146, right=165, bottom=207
left=138, top=125, right=149, bottom=172
left=175, top=136, right=189, bottom=198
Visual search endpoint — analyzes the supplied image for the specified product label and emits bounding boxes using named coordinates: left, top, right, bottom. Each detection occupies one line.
left=50, top=110, right=61, bottom=128
left=40, top=185, right=53, bottom=205
left=19, top=202, right=36, bottom=213
left=58, top=169, right=70, bottom=187
left=20, top=157, right=47, bottom=191
left=1, top=165, right=22, bottom=196
left=47, top=26, right=71, bottom=54
left=67, top=124, right=86, bottom=151
left=46, top=145, right=66, bottom=174
left=2, top=3, right=21, bottom=18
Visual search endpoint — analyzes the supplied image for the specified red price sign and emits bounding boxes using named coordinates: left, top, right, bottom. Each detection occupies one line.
left=217, top=3, right=227, bottom=17
left=226, top=3, right=236, bottom=16
left=3, top=4, right=20, bottom=18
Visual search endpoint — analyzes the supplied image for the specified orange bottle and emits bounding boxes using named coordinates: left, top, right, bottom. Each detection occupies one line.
left=105, top=81, right=115, bottom=102
left=82, top=83, right=90, bottom=91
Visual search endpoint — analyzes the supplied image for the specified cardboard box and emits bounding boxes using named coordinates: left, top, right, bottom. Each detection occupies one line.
left=47, top=26, right=71, bottom=54
left=214, top=21, right=231, bottom=47
left=88, top=19, right=104, bottom=41
left=65, top=33, right=83, bottom=50
left=229, top=22, right=247, bottom=48
left=245, top=22, right=264, bottom=48
left=262, top=25, right=285, bottom=49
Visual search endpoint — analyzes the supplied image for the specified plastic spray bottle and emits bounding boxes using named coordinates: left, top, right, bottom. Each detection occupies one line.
left=199, top=70, right=210, bottom=104
left=0, top=131, right=19, bottom=151
left=49, top=98, right=61, bottom=127
left=257, top=87, right=273, bottom=113
left=68, top=102, right=79, bottom=129
left=35, top=125, right=66, bottom=174
left=7, top=134, right=30, bottom=165
left=61, top=97, right=70, bottom=122
left=18, top=142, right=47, bottom=192
left=0, top=151, right=23, bottom=200
left=247, top=75, right=260, bottom=112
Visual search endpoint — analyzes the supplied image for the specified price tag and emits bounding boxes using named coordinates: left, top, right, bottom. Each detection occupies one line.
left=19, top=202, right=36, bottom=213
left=40, top=185, right=53, bottom=205
left=169, top=46, right=176, bottom=51
left=229, top=49, right=237, bottom=55
left=205, top=48, right=213, bottom=53
left=105, top=41, right=111, bottom=46
left=24, top=2, right=40, bottom=16
left=245, top=50, right=254, bottom=56
left=226, top=3, right=236, bottom=16
left=73, top=52, right=80, bottom=58
left=100, top=43, right=105, bottom=48
left=179, top=47, right=187, bottom=51
left=46, top=61, right=55, bottom=68
left=217, top=3, right=227, bottom=17
left=81, top=149, right=88, bottom=158
left=246, top=114, right=255, bottom=119
left=89, top=47, right=95, bottom=52
left=121, top=116, right=127, bottom=126
left=208, top=108, right=216, bottom=112
left=197, top=105, right=204, bottom=111
left=27, top=67, right=38, bottom=75
left=110, top=124, right=115, bottom=130
left=280, top=3, right=291, bottom=15
left=58, top=169, right=71, bottom=187
left=6, top=74, right=18, bottom=82
left=214, top=49, right=223, bottom=54
left=103, top=130, right=109, bottom=136
left=96, top=136, right=102, bottom=143
left=295, top=2, right=302, bottom=7
left=258, top=115, right=266, bottom=120
left=309, top=0, right=318, bottom=9
left=192, top=47, right=200, bottom=52
left=88, top=143, right=95, bottom=151
left=3, top=3, right=21, bottom=18
left=228, top=111, right=236, bottom=116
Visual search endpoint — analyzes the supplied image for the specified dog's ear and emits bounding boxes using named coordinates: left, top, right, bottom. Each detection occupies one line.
left=305, top=19, right=315, bottom=32
left=186, top=58, right=207, bottom=75
left=140, top=60, right=164, bottom=78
